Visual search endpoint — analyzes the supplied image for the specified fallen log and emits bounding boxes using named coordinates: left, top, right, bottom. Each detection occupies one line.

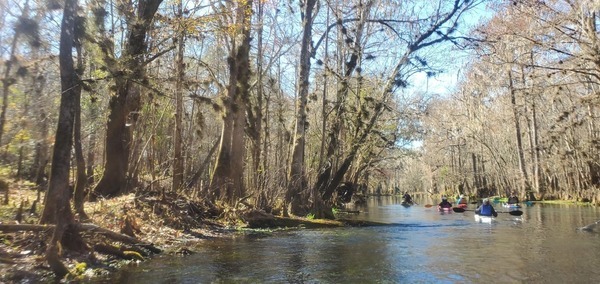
left=336, top=210, right=360, bottom=214
left=94, top=243, right=145, bottom=261
left=0, top=223, right=54, bottom=232
left=578, top=220, right=600, bottom=232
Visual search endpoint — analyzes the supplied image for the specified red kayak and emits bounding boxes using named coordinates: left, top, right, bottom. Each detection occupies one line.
left=457, top=203, right=468, bottom=209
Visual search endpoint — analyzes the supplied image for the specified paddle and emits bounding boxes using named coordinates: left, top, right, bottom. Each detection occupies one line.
left=452, top=207, right=523, bottom=216
left=424, top=204, right=434, bottom=208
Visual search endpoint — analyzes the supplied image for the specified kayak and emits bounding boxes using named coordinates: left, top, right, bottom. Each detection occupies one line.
left=438, top=206, right=453, bottom=212
left=502, top=203, right=522, bottom=209
left=474, top=214, right=496, bottom=224
left=401, top=201, right=412, bottom=207
left=456, top=203, right=468, bottom=209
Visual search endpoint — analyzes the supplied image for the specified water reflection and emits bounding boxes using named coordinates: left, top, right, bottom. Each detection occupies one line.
left=101, top=197, right=600, bottom=283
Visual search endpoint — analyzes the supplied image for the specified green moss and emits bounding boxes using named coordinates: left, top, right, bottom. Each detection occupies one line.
left=66, top=261, right=88, bottom=280
left=123, top=251, right=144, bottom=261
left=73, top=262, right=87, bottom=274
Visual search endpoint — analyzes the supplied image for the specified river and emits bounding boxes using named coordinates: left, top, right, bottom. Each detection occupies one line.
left=99, top=196, right=600, bottom=283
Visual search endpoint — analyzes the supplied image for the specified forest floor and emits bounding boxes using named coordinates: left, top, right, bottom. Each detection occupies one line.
left=0, top=178, right=370, bottom=283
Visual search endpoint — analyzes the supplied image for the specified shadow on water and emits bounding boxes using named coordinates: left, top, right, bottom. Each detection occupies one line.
left=98, top=196, right=600, bottom=283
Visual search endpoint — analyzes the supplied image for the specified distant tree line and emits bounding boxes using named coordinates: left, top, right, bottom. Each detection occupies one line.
left=420, top=1, right=600, bottom=204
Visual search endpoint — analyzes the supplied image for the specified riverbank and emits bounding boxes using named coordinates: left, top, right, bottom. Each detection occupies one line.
left=0, top=179, right=377, bottom=282
left=0, top=180, right=220, bottom=282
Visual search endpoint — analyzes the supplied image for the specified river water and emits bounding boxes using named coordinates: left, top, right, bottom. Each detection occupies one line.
left=100, top=196, right=600, bottom=283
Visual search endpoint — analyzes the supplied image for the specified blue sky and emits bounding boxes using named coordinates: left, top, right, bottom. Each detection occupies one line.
left=409, top=1, right=494, bottom=97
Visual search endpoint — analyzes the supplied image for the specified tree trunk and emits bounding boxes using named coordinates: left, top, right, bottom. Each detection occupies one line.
left=251, top=0, right=265, bottom=196
left=93, top=0, right=163, bottom=197
left=508, top=70, right=532, bottom=193
left=93, top=89, right=129, bottom=197
left=319, top=6, right=330, bottom=170
left=172, top=0, right=185, bottom=192
left=211, top=0, right=253, bottom=205
left=212, top=112, right=233, bottom=202
left=530, top=99, right=541, bottom=198
left=186, top=139, right=219, bottom=189
left=42, top=0, right=85, bottom=277
left=287, top=0, right=318, bottom=216
left=86, top=99, right=97, bottom=185
left=73, top=42, right=88, bottom=221
left=472, top=152, right=479, bottom=192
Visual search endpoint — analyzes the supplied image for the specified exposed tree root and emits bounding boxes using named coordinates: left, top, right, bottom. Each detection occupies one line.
left=0, top=223, right=161, bottom=256
left=94, top=243, right=145, bottom=261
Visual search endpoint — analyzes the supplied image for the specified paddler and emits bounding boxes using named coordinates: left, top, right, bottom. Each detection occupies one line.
left=475, top=198, right=498, bottom=217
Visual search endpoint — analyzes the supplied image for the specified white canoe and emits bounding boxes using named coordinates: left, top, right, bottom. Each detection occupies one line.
left=474, top=214, right=496, bottom=224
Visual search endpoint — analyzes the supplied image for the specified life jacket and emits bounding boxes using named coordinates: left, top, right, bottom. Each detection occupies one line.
left=479, top=204, right=493, bottom=216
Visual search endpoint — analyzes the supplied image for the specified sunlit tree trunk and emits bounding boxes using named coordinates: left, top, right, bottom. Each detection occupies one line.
left=43, top=0, right=86, bottom=277
left=287, top=0, right=318, bottom=216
